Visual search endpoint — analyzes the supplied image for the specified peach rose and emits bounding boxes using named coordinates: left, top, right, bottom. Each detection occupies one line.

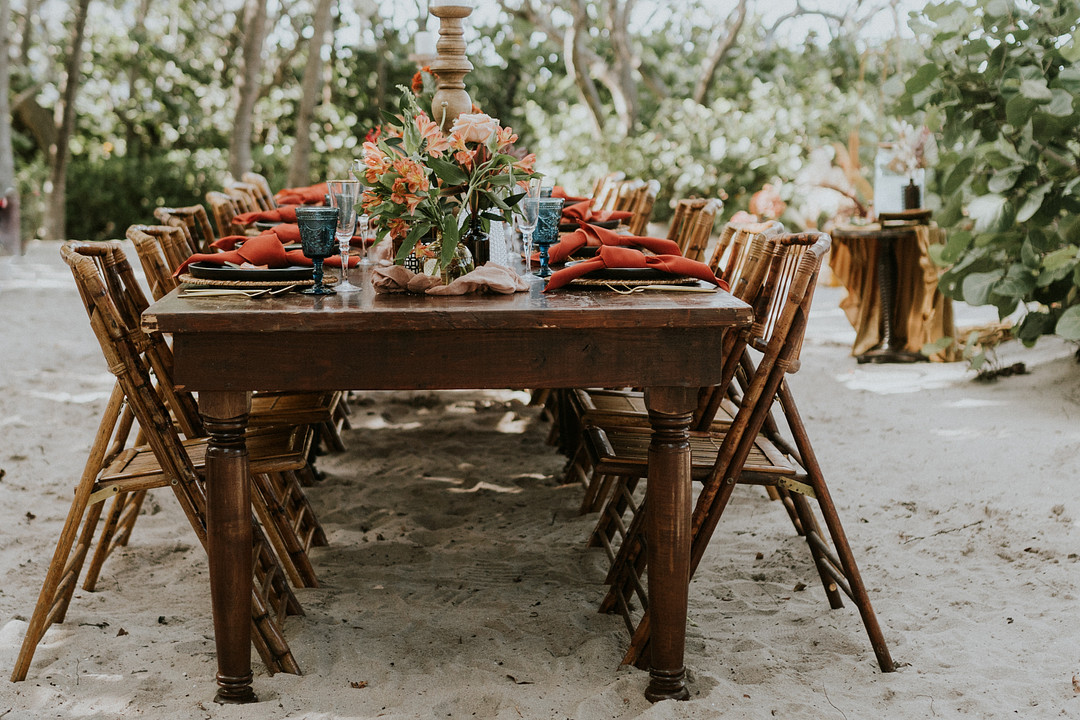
left=450, top=113, right=500, bottom=144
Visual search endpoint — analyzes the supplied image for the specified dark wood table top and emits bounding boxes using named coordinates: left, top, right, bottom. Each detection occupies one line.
left=143, top=274, right=754, bottom=392
left=144, top=276, right=752, bottom=333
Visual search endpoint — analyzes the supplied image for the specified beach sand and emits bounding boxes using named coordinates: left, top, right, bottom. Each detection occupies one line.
left=1, top=240, right=1078, bottom=719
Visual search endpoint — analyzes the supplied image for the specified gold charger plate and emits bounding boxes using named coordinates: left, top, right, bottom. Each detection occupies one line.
left=178, top=273, right=338, bottom=289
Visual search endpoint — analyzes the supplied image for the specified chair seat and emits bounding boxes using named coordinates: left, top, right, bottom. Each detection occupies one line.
left=586, top=424, right=798, bottom=481
left=100, top=428, right=309, bottom=491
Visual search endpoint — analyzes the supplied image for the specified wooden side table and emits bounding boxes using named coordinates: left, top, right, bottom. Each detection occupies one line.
left=832, top=223, right=927, bottom=364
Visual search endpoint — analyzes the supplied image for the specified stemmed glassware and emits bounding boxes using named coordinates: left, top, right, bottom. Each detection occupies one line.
left=296, top=207, right=340, bottom=295
left=356, top=213, right=375, bottom=266
left=328, top=179, right=361, bottom=292
left=533, top=197, right=564, bottom=278
left=518, top=177, right=542, bottom=275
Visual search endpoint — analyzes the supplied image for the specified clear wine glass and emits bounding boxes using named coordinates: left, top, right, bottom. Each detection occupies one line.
left=519, top=177, right=542, bottom=276
left=328, top=179, right=361, bottom=292
left=357, top=213, right=374, bottom=266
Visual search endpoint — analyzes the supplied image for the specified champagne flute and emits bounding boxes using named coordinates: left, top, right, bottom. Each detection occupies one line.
left=328, top=179, right=361, bottom=292
left=519, top=177, right=542, bottom=276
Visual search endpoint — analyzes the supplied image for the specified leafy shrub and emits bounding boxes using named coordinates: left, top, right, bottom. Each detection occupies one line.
left=902, top=0, right=1080, bottom=345
left=64, top=150, right=227, bottom=241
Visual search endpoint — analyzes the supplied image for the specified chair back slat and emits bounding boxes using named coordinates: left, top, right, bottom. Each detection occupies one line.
left=127, top=225, right=185, bottom=298
left=240, top=172, right=277, bottom=210
left=206, top=191, right=244, bottom=238
left=668, top=198, right=722, bottom=262
left=154, top=205, right=216, bottom=254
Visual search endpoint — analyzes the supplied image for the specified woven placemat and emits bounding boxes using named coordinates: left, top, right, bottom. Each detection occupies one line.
left=569, top=275, right=698, bottom=288
left=178, top=273, right=338, bottom=289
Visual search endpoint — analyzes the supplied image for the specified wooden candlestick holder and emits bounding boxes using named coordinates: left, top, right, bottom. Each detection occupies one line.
left=429, top=4, right=474, bottom=130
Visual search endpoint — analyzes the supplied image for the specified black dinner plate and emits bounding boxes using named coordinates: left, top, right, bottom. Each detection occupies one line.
left=565, top=260, right=669, bottom=281
left=187, top=262, right=314, bottom=282
left=255, top=221, right=283, bottom=231
left=559, top=219, right=619, bottom=233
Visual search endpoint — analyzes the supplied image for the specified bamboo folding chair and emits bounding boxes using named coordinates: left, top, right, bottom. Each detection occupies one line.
left=565, top=222, right=782, bottom=514
left=623, top=180, right=660, bottom=236
left=115, top=228, right=330, bottom=585
left=667, top=198, right=723, bottom=262
left=126, top=224, right=348, bottom=453
left=153, top=204, right=216, bottom=254
left=589, top=172, right=626, bottom=210
left=241, top=171, right=278, bottom=210
left=12, top=242, right=311, bottom=681
left=580, top=232, right=894, bottom=673
left=224, top=184, right=259, bottom=214
left=205, top=190, right=246, bottom=238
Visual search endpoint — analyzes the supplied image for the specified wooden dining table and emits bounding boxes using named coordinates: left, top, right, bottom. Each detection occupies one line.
left=141, top=269, right=753, bottom=703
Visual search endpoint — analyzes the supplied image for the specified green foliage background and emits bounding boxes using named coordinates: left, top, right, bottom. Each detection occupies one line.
left=902, top=0, right=1080, bottom=347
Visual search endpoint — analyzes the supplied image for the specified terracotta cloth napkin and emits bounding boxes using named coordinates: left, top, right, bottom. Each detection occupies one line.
left=210, top=224, right=302, bottom=251
left=173, top=234, right=357, bottom=276
left=543, top=245, right=725, bottom=292
left=232, top=205, right=299, bottom=226
left=212, top=224, right=369, bottom=252
left=545, top=223, right=683, bottom=265
left=552, top=186, right=589, bottom=204
left=274, top=182, right=328, bottom=206
left=561, top=200, right=633, bottom=225
left=372, top=261, right=528, bottom=296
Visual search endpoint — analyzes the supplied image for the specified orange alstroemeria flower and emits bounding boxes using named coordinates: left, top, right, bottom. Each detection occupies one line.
left=513, top=153, right=537, bottom=174
left=414, top=113, right=451, bottom=157
left=496, top=126, right=518, bottom=149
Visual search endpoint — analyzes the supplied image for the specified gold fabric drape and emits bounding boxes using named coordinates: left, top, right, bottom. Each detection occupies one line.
left=829, top=224, right=958, bottom=362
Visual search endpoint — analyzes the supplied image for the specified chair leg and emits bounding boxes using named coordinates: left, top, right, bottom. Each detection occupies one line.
left=250, top=473, right=319, bottom=588
left=82, top=489, right=147, bottom=591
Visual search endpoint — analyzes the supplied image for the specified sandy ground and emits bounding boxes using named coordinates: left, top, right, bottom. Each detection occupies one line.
left=0, top=239, right=1078, bottom=719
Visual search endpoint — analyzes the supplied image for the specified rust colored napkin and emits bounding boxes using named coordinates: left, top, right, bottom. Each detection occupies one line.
left=212, top=224, right=368, bottom=253
left=232, top=206, right=299, bottom=226
left=552, top=186, right=589, bottom=204
left=543, top=245, right=725, bottom=292
left=174, top=234, right=357, bottom=276
left=211, top=223, right=302, bottom=251
left=372, top=262, right=527, bottom=296
left=173, top=235, right=290, bottom=276
left=545, top=223, right=683, bottom=265
left=274, top=183, right=328, bottom=206
left=561, top=200, right=633, bottom=225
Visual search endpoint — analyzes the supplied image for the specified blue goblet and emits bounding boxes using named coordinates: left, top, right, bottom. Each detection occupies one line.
left=296, top=206, right=339, bottom=295
left=533, top=197, right=564, bottom=278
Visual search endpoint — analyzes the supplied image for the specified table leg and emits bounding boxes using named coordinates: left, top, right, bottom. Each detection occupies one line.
left=200, top=391, right=257, bottom=704
left=643, top=387, right=696, bottom=702
left=858, top=234, right=922, bottom=364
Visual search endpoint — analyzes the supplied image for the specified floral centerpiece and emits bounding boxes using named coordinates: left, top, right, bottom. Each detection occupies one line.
left=359, top=87, right=537, bottom=277
left=887, top=122, right=938, bottom=179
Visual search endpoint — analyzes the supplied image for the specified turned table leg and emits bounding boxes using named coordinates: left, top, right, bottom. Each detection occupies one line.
left=643, top=386, right=697, bottom=702
left=200, top=391, right=257, bottom=704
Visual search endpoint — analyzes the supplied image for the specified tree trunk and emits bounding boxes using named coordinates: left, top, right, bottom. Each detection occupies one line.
left=124, top=0, right=152, bottom=156
left=44, top=0, right=91, bottom=241
left=565, top=0, right=605, bottom=137
left=228, top=0, right=268, bottom=178
left=0, top=0, right=21, bottom=254
left=19, top=0, right=41, bottom=66
left=604, top=0, right=639, bottom=136
left=286, top=0, right=333, bottom=187
left=692, top=0, right=747, bottom=105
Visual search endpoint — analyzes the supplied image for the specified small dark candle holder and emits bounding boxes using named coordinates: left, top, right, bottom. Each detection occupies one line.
left=533, top=197, right=564, bottom=278
left=296, top=206, right=339, bottom=295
